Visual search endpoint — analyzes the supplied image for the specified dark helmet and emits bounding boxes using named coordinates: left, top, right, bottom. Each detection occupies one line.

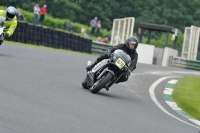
left=6, top=6, right=17, bottom=20
left=125, top=36, right=139, bottom=51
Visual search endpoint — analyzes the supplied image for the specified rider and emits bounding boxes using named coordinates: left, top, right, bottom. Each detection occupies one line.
left=0, top=6, right=18, bottom=45
left=86, top=36, right=139, bottom=85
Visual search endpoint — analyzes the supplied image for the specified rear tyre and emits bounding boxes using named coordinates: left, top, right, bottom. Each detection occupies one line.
left=91, top=72, right=113, bottom=94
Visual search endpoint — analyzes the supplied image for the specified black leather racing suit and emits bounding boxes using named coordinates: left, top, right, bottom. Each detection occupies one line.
left=96, top=43, right=138, bottom=83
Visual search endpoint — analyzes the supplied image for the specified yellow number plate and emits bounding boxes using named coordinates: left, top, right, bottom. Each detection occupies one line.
left=115, top=58, right=125, bottom=69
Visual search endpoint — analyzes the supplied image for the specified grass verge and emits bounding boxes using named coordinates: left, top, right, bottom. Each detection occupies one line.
left=172, top=76, right=200, bottom=120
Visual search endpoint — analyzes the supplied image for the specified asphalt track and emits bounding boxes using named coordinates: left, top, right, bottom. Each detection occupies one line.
left=0, top=43, right=199, bottom=133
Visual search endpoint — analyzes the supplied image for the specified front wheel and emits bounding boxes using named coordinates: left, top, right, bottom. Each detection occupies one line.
left=91, top=72, right=113, bottom=94
left=82, top=76, right=89, bottom=89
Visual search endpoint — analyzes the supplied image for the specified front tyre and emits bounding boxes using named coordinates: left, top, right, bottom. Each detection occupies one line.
left=82, top=76, right=89, bottom=89
left=91, top=72, right=113, bottom=94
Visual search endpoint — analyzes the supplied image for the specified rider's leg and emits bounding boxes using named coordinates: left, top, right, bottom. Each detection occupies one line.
left=86, top=53, right=110, bottom=71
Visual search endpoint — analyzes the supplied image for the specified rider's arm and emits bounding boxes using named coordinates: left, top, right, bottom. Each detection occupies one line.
left=129, top=52, right=138, bottom=71
left=6, top=18, right=17, bottom=37
left=107, top=44, right=124, bottom=53
left=98, top=44, right=124, bottom=61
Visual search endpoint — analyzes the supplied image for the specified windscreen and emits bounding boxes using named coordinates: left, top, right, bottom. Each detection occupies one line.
left=113, top=49, right=131, bottom=63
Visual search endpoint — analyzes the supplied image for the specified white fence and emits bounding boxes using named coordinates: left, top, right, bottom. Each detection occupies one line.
left=92, top=42, right=178, bottom=66
left=110, top=17, right=135, bottom=45
left=182, top=25, right=200, bottom=60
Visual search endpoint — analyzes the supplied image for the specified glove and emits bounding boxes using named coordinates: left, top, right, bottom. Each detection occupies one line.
left=0, top=20, right=5, bottom=27
left=3, top=32, right=8, bottom=38
left=106, top=52, right=112, bottom=57
left=0, top=33, right=5, bottom=45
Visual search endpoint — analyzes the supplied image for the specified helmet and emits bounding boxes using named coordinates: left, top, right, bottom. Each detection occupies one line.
left=6, top=6, right=17, bottom=20
left=125, top=36, right=139, bottom=51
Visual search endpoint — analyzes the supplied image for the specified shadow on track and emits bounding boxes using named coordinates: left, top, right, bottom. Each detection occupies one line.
left=79, top=85, right=140, bottom=102
left=90, top=89, right=139, bottom=102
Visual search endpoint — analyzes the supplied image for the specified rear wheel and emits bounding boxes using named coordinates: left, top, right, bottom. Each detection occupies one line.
left=82, top=76, right=89, bottom=89
left=91, top=72, right=113, bottom=94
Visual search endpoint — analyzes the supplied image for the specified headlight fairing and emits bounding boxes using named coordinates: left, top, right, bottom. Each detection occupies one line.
left=115, top=58, right=125, bottom=69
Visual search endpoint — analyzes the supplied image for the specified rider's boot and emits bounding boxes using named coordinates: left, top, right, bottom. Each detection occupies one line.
left=86, top=60, right=98, bottom=71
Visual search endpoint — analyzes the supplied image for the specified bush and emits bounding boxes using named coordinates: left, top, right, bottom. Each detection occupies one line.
left=0, top=6, right=183, bottom=51
left=140, top=33, right=184, bottom=55
left=0, top=6, right=111, bottom=38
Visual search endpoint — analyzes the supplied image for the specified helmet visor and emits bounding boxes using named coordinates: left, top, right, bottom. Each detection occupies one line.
left=129, top=41, right=137, bottom=49
left=6, top=12, right=15, bottom=19
left=129, top=41, right=137, bottom=45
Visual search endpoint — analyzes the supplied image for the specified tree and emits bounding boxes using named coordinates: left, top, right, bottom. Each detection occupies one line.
left=1, top=0, right=200, bottom=32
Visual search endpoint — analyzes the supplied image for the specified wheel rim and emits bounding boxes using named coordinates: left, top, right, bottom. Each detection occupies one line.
left=92, top=74, right=106, bottom=89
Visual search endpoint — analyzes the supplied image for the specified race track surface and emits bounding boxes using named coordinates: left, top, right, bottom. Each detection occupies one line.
left=0, top=44, right=199, bottom=133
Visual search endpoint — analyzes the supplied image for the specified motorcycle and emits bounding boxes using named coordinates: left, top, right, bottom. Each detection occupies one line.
left=0, top=16, right=6, bottom=44
left=82, top=49, right=131, bottom=94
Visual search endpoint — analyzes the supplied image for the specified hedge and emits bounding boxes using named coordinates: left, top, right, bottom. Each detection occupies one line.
left=0, top=6, right=111, bottom=38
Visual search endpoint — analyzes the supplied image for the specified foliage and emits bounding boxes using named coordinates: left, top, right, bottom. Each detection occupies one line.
left=149, top=33, right=184, bottom=55
left=1, top=0, right=189, bottom=51
left=1, top=0, right=200, bottom=32
left=0, top=6, right=111, bottom=37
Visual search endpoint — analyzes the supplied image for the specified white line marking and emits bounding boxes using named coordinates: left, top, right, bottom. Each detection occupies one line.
left=189, top=119, right=200, bottom=126
left=168, top=79, right=178, bottom=84
left=173, top=71, right=200, bottom=75
left=166, top=101, right=182, bottom=111
left=165, top=87, right=173, bottom=90
left=131, top=70, right=200, bottom=76
left=163, top=88, right=173, bottom=95
left=149, top=76, right=200, bottom=129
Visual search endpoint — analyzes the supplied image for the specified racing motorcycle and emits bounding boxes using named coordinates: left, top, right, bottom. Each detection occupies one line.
left=82, top=49, right=131, bottom=94
left=0, top=16, right=6, bottom=45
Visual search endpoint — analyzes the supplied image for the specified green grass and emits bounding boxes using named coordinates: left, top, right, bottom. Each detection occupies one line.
left=172, top=76, right=200, bottom=120
left=4, top=40, right=95, bottom=57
